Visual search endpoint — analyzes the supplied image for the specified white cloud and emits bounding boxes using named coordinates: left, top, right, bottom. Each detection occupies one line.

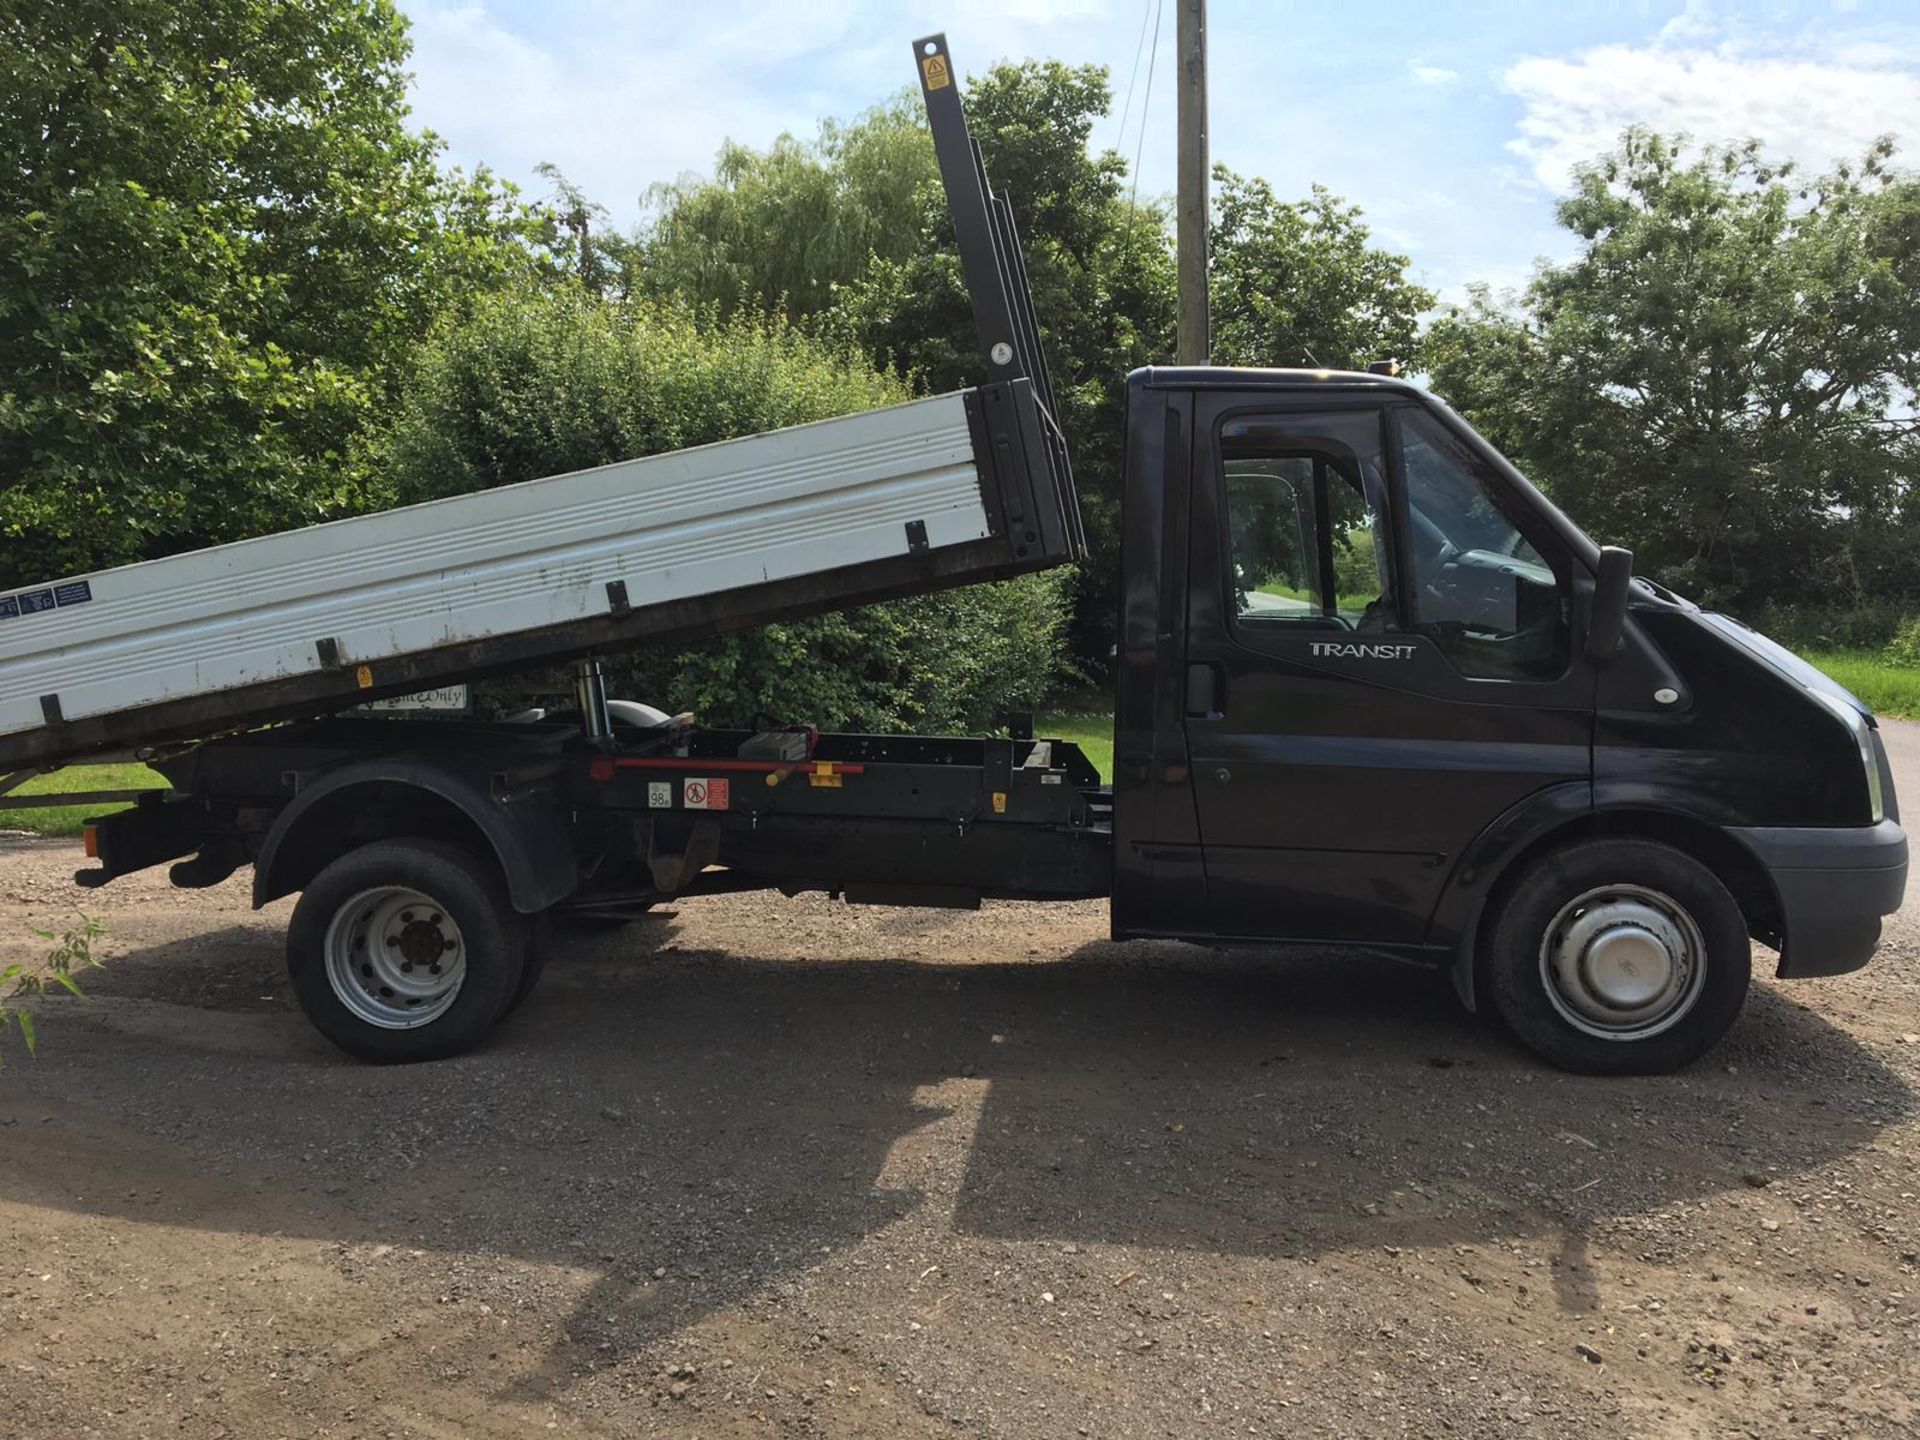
left=1503, top=25, right=1920, bottom=193
left=401, top=2, right=852, bottom=219
left=398, top=1, right=1134, bottom=227
left=1408, top=63, right=1459, bottom=87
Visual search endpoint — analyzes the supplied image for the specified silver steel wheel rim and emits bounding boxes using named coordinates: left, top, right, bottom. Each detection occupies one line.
left=1538, top=883, right=1707, bottom=1041
left=323, top=886, right=467, bottom=1030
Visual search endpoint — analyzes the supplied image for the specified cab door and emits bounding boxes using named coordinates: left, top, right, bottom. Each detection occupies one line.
left=1182, top=392, right=1593, bottom=944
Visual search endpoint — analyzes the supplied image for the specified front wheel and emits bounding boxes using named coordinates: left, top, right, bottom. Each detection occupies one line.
left=1484, top=838, right=1751, bottom=1075
left=287, top=838, right=527, bottom=1063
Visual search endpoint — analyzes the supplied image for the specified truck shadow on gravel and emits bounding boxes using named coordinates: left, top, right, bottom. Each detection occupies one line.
left=9, top=914, right=1913, bottom=1397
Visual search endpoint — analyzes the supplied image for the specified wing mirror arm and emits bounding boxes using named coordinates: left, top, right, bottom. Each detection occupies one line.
left=1587, top=545, right=1634, bottom=662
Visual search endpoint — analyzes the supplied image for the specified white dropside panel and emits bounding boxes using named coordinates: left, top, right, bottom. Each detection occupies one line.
left=0, top=393, right=987, bottom=740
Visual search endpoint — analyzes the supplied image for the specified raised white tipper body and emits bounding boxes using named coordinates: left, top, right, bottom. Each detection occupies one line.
left=0, top=391, right=993, bottom=753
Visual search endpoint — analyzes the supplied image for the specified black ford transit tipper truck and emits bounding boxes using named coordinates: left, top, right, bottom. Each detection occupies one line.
left=4, top=35, right=1905, bottom=1074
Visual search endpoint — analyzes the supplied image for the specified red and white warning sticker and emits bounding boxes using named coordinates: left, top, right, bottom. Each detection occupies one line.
left=682, top=777, right=730, bottom=811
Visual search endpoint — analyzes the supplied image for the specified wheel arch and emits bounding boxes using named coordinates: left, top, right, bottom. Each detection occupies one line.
left=253, top=759, right=578, bottom=915
left=1441, top=790, right=1783, bottom=1012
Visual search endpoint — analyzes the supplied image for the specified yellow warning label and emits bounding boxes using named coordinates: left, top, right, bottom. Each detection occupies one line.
left=992, top=791, right=1007, bottom=814
left=922, top=53, right=951, bottom=90
left=354, top=664, right=374, bottom=689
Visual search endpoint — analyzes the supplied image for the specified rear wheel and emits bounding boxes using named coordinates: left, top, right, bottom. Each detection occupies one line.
left=1484, top=838, right=1751, bottom=1075
left=288, top=838, right=527, bottom=1062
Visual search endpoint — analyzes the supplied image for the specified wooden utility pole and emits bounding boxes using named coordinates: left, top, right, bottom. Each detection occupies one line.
left=1175, top=0, right=1209, bottom=365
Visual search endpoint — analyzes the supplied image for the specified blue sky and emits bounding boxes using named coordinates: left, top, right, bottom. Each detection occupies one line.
left=395, top=0, right=1920, bottom=302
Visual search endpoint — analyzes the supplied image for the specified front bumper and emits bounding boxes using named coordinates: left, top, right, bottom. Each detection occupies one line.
left=1730, top=819, right=1909, bottom=977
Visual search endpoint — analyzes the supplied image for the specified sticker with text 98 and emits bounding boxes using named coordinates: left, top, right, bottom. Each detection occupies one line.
left=683, top=777, right=730, bottom=811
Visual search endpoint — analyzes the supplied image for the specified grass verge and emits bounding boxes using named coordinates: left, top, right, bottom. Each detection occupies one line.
left=1039, top=709, right=1113, bottom=781
left=0, top=763, right=168, bottom=839
left=1804, top=651, right=1920, bottom=721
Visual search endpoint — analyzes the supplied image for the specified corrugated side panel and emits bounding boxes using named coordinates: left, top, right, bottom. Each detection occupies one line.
left=0, top=393, right=987, bottom=739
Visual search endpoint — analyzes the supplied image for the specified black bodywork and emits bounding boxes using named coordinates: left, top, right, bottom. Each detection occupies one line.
left=1110, top=366, right=1905, bottom=988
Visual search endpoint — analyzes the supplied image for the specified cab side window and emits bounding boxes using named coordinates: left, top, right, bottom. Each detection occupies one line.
left=1397, top=408, right=1569, bottom=679
left=1221, top=412, right=1395, bottom=635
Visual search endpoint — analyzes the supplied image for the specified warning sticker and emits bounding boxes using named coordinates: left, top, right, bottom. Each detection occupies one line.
left=647, top=781, right=671, bottom=809
left=922, top=53, right=951, bottom=90
left=2, top=579, right=93, bottom=621
left=683, top=777, right=730, bottom=811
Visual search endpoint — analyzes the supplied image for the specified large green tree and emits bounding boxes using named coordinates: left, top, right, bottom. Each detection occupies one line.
left=637, top=96, right=938, bottom=320
left=1427, top=130, right=1920, bottom=611
left=0, top=0, right=532, bottom=583
left=1209, top=169, right=1433, bottom=371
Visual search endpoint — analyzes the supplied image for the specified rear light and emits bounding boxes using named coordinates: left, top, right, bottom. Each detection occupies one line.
left=83, top=825, right=98, bottom=858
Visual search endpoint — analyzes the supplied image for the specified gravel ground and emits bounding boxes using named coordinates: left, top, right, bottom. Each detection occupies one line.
left=3, top=727, right=1919, bottom=1438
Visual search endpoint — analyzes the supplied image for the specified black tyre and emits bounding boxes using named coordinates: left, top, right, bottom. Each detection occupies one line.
left=287, top=838, right=527, bottom=1063
left=499, top=910, right=551, bottom=1019
left=1484, top=838, right=1751, bottom=1075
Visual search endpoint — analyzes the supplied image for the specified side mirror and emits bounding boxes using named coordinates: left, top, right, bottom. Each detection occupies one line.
left=1588, top=545, right=1634, bottom=661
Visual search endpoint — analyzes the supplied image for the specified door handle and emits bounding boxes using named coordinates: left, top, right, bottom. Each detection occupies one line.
left=1185, top=662, right=1226, bottom=719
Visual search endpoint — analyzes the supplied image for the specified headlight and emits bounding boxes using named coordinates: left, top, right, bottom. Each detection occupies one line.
left=1811, top=690, right=1884, bottom=824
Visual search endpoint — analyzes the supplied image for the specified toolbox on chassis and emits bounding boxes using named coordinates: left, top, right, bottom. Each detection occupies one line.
left=17, top=34, right=1912, bottom=1076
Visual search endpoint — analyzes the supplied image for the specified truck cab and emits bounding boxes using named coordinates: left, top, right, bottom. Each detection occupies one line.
left=1112, top=365, right=1907, bottom=1072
